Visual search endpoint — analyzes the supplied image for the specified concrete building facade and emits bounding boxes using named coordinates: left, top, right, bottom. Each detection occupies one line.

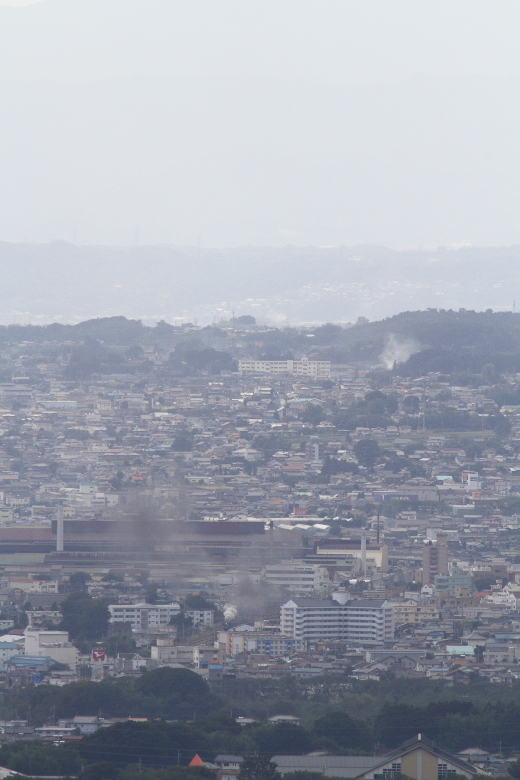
left=108, top=603, right=180, bottom=631
left=263, top=563, right=329, bottom=593
left=238, top=358, right=330, bottom=377
left=24, top=629, right=78, bottom=668
left=280, top=593, right=394, bottom=645
left=422, top=533, right=448, bottom=585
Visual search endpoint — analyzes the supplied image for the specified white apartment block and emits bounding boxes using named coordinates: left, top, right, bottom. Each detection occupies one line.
left=185, top=609, right=214, bottom=627
left=238, top=358, right=330, bottom=377
left=263, top=563, right=329, bottom=593
left=280, top=593, right=394, bottom=645
left=108, top=603, right=180, bottom=631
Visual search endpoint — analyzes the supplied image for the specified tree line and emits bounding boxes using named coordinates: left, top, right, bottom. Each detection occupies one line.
left=5, top=670, right=520, bottom=775
left=8, top=671, right=520, bottom=735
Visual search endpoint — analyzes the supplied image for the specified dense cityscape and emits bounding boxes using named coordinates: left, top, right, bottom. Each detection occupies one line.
left=0, top=312, right=516, bottom=776
left=1, top=0, right=516, bottom=776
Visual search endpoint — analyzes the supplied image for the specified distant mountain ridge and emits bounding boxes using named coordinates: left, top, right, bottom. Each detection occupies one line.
left=0, top=242, right=518, bottom=326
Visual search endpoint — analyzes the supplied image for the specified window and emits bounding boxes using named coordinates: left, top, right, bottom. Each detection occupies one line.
left=382, top=764, right=401, bottom=778
left=438, top=765, right=456, bottom=780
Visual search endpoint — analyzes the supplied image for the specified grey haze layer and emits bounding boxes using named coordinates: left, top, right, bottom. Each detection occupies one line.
left=0, top=243, right=518, bottom=326
left=1, top=74, right=518, bottom=248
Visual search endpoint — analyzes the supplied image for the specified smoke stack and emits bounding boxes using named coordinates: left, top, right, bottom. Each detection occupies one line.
left=361, top=533, right=366, bottom=576
left=56, top=505, right=64, bottom=552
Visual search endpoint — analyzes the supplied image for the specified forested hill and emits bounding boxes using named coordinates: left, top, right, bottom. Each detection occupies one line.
left=1, top=310, right=520, bottom=379
left=347, top=308, right=520, bottom=353
left=0, top=307, right=519, bottom=350
left=0, top=309, right=520, bottom=364
left=338, top=309, right=520, bottom=375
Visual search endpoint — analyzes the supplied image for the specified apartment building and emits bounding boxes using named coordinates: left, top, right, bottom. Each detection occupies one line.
left=263, top=563, right=329, bottom=593
left=433, top=569, right=474, bottom=596
left=390, top=600, right=440, bottom=626
left=422, top=533, right=448, bottom=585
left=305, top=436, right=323, bottom=462
left=185, top=609, right=214, bottom=627
left=280, top=592, right=394, bottom=645
left=238, top=358, right=330, bottom=377
left=218, top=630, right=304, bottom=657
left=108, top=603, right=180, bottom=631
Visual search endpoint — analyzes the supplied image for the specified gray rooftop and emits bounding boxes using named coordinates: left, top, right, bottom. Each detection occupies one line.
left=286, top=598, right=387, bottom=608
left=273, top=755, right=380, bottom=778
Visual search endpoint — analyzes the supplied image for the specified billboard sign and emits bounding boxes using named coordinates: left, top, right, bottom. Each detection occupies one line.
left=92, top=648, right=106, bottom=661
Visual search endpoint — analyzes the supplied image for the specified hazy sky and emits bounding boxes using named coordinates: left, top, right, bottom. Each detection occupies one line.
left=1, top=1, right=519, bottom=247
left=1, top=0, right=518, bottom=84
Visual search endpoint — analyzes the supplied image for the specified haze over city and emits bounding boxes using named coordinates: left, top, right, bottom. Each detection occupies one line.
left=1, top=4, right=520, bottom=780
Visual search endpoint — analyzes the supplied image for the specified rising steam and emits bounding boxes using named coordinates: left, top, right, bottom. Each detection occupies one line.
left=380, top=333, right=420, bottom=369
left=223, top=604, right=238, bottom=621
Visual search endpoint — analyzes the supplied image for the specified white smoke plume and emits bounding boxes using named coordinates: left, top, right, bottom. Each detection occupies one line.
left=223, top=604, right=238, bottom=621
left=380, top=333, right=420, bottom=370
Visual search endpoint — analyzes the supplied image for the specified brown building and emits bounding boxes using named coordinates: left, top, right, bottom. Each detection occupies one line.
left=422, top=533, right=448, bottom=585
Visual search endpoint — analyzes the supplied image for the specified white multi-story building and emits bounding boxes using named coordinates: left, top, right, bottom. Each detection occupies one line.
left=185, top=609, right=214, bottom=627
left=108, top=603, right=180, bottom=631
left=24, top=629, right=79, bottom=668
left=67, top=485, right=119, bottom=508
left=263, top=563, right=329, bottom=593
left=280, top=592, right=394, bottom=645
left=238, top=358, right=330, bottom=377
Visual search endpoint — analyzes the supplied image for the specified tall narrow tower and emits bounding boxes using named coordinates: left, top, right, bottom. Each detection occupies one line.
left=436, top=532, right=448, bottom=575
left=56, top=505, right=64, bottom=553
